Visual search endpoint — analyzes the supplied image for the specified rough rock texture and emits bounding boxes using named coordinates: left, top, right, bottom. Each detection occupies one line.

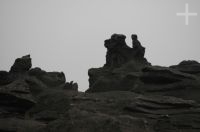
left=0, top=71, right=13, bottom=85
left=87, top=34, right=200, bottom=99
left=0, top=55, right=78, bottom=131
left=10, top=55, right=32, bottom=73
left=85, top=34, right=200, bottom=132
left=104, top=34, right=149, bottom=68
left=0, top=34, right=200, bottom=132
left=0, top=79, right=36, bottom=117
left=87, top=34, right=150, bottom=92
left=170, top=60, right=200, bottom=75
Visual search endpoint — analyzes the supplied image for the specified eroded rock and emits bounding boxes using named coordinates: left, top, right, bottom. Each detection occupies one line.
left=0, top=34, right=200, bottom=132
left=87, top=34, right=150, bottom=92
left=104, top=34, right=149, bottom=68
left=0, top=79, right=36, bottom=117
left=10, top=55, right=32, bottom=73
left=170, top=60, right=200, bottom=75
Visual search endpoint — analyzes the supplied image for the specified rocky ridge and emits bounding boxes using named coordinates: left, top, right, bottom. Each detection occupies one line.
left=0, top=34, right=200, bottom=132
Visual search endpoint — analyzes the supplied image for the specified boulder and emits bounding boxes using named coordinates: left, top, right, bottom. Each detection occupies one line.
left=10, top=55, right=32, bottom=73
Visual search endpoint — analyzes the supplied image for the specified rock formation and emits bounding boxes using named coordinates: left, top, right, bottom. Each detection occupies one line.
left=0, top=34, right=200, bottom=132
left=0, top=55, right=78, bottom=122
left=87, top=34, right=150, bottom=92
left=10, top=55, right=32, bottom=73
left=104, top=34, right=149, bottom=68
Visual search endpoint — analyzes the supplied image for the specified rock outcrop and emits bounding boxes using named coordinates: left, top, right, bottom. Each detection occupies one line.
left=0, top=34, right=200, bottom=132
left=104, top=34, right=149, bottom=68
left=87, top=34, right=200, bottom=100
left=170, top=60, right=200, bottom=75
left=87, top=34, right=150, bottom=92
left=0, top=55, right=78, bottom=120
left=85, top=34, right=200, bottom=132
left=10, top=55, right=32, bottom=73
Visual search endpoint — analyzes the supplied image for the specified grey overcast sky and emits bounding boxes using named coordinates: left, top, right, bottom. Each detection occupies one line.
left=0, top=0, right=200, bottom=91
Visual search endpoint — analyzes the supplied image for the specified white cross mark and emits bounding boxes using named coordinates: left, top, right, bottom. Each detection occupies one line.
left=176, top=3, right=197, bottom=25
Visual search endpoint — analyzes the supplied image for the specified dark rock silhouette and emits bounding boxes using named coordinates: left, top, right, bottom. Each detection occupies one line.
left=131, top=34, right=145, bottom=59
left=104, top=34, right=149, bottom=68
left=10, top=55, right=32, bottom=73
left=0, top=34, right=200, bottom=132
left=87, top=34, right=150, bottom=92
left=0, top=55, right=77, bottom=120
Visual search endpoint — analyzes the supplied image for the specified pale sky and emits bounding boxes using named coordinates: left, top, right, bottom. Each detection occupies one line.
left=0, top=0, right=200, bottom=91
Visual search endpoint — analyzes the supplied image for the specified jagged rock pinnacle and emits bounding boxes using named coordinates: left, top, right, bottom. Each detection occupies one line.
left=104, top=34, right=149, bottom=68
left=9, top=55, right=32, bottom=73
